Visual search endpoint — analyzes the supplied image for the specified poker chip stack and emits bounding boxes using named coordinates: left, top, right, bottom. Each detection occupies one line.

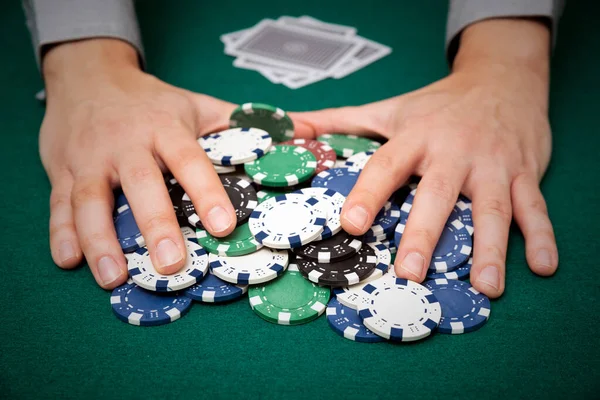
left=109, top=101, right=489, bottom=345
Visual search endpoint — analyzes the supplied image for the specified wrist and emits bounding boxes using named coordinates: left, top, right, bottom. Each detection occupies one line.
left=43, top=38, right=140, bottom=95
left=454, top=18, right=550, bottom=78
left=452, top=19, right=550, bottom=110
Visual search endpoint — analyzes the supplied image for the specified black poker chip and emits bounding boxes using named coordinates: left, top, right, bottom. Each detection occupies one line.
left=165, top=176, right=188, bottom=226
left=296, top=244, right=378, bottom=288
left=291, top=230, right=363, bottom=263
left=181, top=176, right=258, bottom=229
left=221, top=176, right=258, bottom=224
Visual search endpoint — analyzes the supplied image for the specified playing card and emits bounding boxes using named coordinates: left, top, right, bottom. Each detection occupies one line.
left=277, top=16, right=356, bottom=37
left=233, top=56, right=310, bottom=74
left=221, top=16, right=391, bottom=89
left=280, top=73, right=329, bottom=89
left=333, top=37, right=392, bottom=78
left=226, top=19, right=362, bottom=74
left=220, top=28, right=251, bottom=47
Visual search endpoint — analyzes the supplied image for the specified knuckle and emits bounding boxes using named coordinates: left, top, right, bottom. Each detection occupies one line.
left=71, top=182, right=104, bottom=209
left=482, top=244, right=506, bottom=263
left=123, top=165, right=157, bottom=184
left=49, top=220, right=74, bottom=237
left=404, top=226, right=438, bottom=252
left=143, top=211, right=176, bottom=233
left=368, top=153, right=395, bottom=171
left=79, top=231, right=110, bottom=251
left=479, top=198, right=512, bottom=223
left=50, top=190, right=71, bottom=211
left=169, top=147, right=202, bottom=172
left=347, top=188, right=381, bottom=214
left=527, top=226, right=556, bottom=243
left=526, top=197, right=549, bottom=215
left=420, top=176, right=457, bottom=203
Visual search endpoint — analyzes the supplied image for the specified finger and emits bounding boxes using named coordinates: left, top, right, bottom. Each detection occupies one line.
left=394, top=162, right=469, bottom=282
left=511, top=173, right=558, bottom=276
left=341, top=137, right=419, bottom=236
left=289, top=100, right=393, bottom=139
left=290, top=117, right=319, bottom=140
left=183, top=92, right=237, bottom=136
left=469, top=175, right=513, bottom=299
left=71, top=175, right=128, bottom=289
left=118, top=150, right=186, bottom=275
left=157, top=133, right=236, bottom=238
left=49, top=171, right=83, bottom=269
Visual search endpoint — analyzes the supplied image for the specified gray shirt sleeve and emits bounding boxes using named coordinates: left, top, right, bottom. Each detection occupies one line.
left=446, top=0, right=566, bottom=64
left=22, top=0, right=144, bottom=67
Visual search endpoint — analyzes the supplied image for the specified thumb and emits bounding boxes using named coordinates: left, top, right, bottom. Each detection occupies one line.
left=184, top=91, right=237, bottom=136
left=289, top=103, right=386, bottom=140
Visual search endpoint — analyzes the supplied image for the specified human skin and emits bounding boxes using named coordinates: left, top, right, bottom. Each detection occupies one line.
left=292, top=18, right=558, bottom=298
left=41, top=38, right=237, bottom=288
left=40, top=19, right=558, bottom=298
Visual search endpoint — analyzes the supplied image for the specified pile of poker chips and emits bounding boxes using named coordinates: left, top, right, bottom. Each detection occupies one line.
left=110, top=102, right=490, bottom=343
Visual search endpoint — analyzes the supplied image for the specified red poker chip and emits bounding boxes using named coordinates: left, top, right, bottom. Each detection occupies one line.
left=281, top=139, right=336, bottom=174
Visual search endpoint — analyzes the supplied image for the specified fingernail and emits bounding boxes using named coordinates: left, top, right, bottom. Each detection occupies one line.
left=535, top=249, right=553, bottom=270
left=156, top=238, right=183, bottom=268
left=400, top=252, right=425, bottom=279
left=59, top=241, right=76, bottom=263
left=207, top=206, right=232, bottom=233
left=477, top=265, right=500, bottom=291
left=97, top=256, right=123, bottom=286
left=345, top=205, right=369, bottom=231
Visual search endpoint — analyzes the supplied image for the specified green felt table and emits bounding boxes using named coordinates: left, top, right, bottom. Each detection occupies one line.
left=1, top=1, right=599, bottom=399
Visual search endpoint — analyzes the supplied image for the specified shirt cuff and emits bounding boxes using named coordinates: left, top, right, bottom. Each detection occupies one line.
left=23, top=0, right=144, bottom=68
left=446, top=0, right=565, bottom=65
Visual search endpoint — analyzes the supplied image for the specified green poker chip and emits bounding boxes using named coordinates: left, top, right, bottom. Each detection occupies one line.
left=248, top=263, right=330, bottom=325
left=229, top=103, right=294, bottom=143
left=244, top=145, right=317, bottom=187
left=317, top=134, right=381, bottom=158
left=195, top=223, right=261, bottom=257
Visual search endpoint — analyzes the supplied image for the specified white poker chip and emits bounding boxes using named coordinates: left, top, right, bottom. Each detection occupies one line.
left=365, top=241, right=392, bottom=281
left=213, top=164, right=236, bottom=174
left=344, top=151, right=375, bottom=169
left=333, top=243, right=394, bottom=310
left=333, top=159, right=348, bottom=168
left=199, top=127, right=272, bottom=166
left=209, top=247, right=289, bottom=285
left=127, top=238, right=209, bottom=292
left=180, top=226, right=197, bottom=241
left=293, top=187, right=345, bottom=241
left=357, top=278, right=442, bottom=342
left=249, top=193, right=327, bottom=249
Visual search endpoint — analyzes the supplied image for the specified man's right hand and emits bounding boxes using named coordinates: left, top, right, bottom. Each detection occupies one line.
left=41, top=38, right=237, bottom=289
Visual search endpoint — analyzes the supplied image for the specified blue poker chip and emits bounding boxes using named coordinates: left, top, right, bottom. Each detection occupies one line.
left=311, top=167, right=360, bottom=197
left=365, top=202, right=401, bottom=237
left=398, top=183, right=417, bottom=220
left=366, top=241, right=391, bottom=279
left=185, top=271, right=248, bottom=303
left=426, top=257, right=471, bottom=280
left=113, top=192, right=145, bottom=253
left=423, top=278, right=490, bottom=334
left=394, top=217, right=472, bottom=273
left=111, top=279, right=192, bottom=326
left=326, top=297, right=385, bottom=343
left=455, top=195, right=473, bottom=236
left=381, top=238, right=396, bottom=253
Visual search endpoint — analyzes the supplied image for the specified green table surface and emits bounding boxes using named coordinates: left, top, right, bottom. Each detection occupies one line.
left=1, top=1, right=599, bottom=399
